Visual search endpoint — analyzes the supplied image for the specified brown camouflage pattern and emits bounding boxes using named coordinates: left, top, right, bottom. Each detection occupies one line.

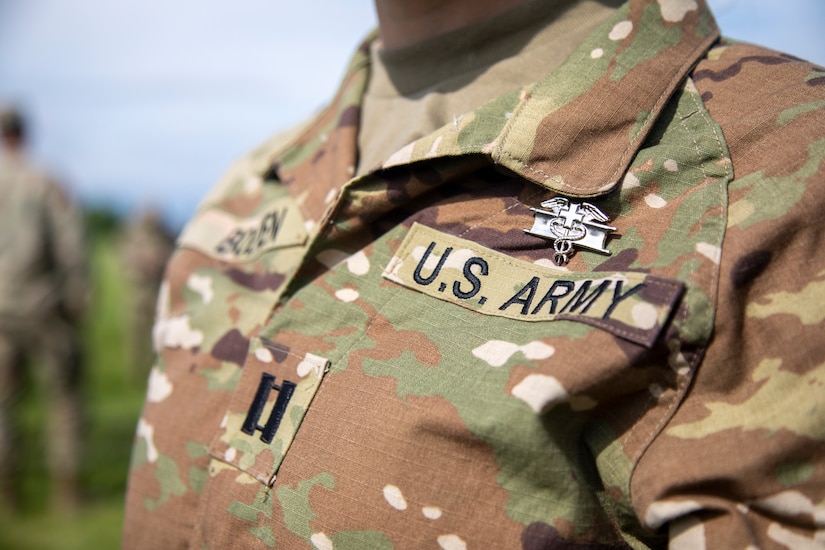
left=123, top=1, right=825, bottom=548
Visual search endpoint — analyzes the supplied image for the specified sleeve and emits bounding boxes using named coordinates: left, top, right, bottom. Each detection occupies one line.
left=629, top=44, right=825, bottom=549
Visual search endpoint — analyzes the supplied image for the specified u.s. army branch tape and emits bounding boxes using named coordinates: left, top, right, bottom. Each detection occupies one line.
left=382, top=223, right=683, bottom=348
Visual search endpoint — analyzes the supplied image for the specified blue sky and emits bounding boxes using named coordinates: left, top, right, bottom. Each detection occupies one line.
left=1, top=0, right=823, bottom=230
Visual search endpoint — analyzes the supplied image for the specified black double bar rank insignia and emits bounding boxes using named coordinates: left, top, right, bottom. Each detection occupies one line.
left=242, top=373, right=297, bottom=444
left=525, top=197, right=616, bottom=265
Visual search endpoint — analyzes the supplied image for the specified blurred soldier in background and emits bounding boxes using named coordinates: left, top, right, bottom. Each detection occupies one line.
left=120, top=208, right=174, bottom=379
left=0, top=106, right=88, bottom=511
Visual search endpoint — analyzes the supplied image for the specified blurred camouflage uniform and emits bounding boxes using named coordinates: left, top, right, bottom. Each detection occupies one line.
left=0, top=108, right=88, bottom=509
left=120, top=209, right=175, bottom=377
left=123, top=0, right=825, bottom=547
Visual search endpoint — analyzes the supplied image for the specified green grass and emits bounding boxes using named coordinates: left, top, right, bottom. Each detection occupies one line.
left=0, top=502, right=126, bottom=550
left=0, top=233, right=148, bottom=549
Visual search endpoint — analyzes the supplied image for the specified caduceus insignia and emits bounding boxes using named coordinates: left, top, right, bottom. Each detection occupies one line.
left=524, top=197, right=617, bottom=266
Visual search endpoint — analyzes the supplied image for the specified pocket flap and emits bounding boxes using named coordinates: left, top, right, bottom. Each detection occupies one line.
left=209, top=337, right=329, bottom=485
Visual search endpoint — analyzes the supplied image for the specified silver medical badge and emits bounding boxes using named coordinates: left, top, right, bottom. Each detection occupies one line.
left=525, top=197, right=616, bottom=266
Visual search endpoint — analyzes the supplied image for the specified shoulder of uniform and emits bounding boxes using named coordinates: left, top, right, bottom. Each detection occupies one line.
left=196, top=115, right=318, bottom=211
left=690, top=38, right=825, bottom=168
left=691, top=38, right=824, bottom=104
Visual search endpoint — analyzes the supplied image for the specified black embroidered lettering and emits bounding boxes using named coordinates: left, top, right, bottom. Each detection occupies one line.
left=531, top=280, right=575, bottom=315
left=258, top=212, right=273, bottom=249
left=229, top=229, right=246, bottom=255
left=559, top=280, right=610, bottom=315
left=269, top=207, right=286, bottom=241
left=241, top=229, right=256, bottom=255
left=214, top=207, right=293, bottom=258
left=453, top=257, right=488, bottom=299
left=413, top=242, right=452, bottom=286
left=603, top=282, right=646, bottom=320
left=499, top=277, right=540, bottom=315
left=241, top=373, right=297, bottom=444
left=216, top=229, right=244, bottom=255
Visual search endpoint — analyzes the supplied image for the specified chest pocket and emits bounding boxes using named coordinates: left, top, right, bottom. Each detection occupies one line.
left=168, top=184, right=310, bottom=342
left=208, top=336, right=329, bottom=485
left=161, top=183, right=323, bottom=487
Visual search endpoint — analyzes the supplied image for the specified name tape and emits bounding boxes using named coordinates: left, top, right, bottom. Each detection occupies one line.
left=179, top=197, right=307, bottom=262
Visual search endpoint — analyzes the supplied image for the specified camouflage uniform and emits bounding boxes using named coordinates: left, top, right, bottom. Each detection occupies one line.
left=123, top=1, right=825, bottom=547
left=120, top=209, right=175, bottom=377
left=0, top=147, right=87, bottom=508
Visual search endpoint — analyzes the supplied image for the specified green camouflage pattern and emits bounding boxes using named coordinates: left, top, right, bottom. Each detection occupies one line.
left=0, top=150, right=87, bottom=508
left=0, top=152, right=87, bottom=323
left=123, top=1, right=825, bottom=548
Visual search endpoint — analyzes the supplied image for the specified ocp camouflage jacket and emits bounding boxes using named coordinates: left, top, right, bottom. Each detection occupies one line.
left=123, top=1, right=825, bottom=548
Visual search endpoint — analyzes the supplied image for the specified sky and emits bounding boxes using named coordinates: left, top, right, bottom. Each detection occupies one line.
left=1, top=0, right=823, bottom=231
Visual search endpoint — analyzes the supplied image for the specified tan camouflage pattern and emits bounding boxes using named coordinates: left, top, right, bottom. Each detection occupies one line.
left=0, top=150, right=87, bottom=508
left=123, top=1, right=825, bottom=548
left=121, top=210, right=175, bottom=376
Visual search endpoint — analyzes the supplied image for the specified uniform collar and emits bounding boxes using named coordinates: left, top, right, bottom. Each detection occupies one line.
left=270, top=0, right=720, bottom=217
left=377, top=0, right=720, bottom=197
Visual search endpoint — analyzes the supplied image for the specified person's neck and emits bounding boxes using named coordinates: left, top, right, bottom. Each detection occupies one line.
left=374, top=0, right=533, bottom=49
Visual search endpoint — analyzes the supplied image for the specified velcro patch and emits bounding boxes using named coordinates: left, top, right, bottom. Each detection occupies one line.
left=178, top=195, right=307, bottom=262
left=382, top=223, right=683, bottom=348
left=209, top=338, right=329, bottom=486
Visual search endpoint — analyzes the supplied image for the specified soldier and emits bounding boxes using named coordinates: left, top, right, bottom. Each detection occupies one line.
left=124, top=0, right=825, bottom=547
left=0, top=107, right=88, bottom=510
left=120, top=208, right=175, bottom=379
